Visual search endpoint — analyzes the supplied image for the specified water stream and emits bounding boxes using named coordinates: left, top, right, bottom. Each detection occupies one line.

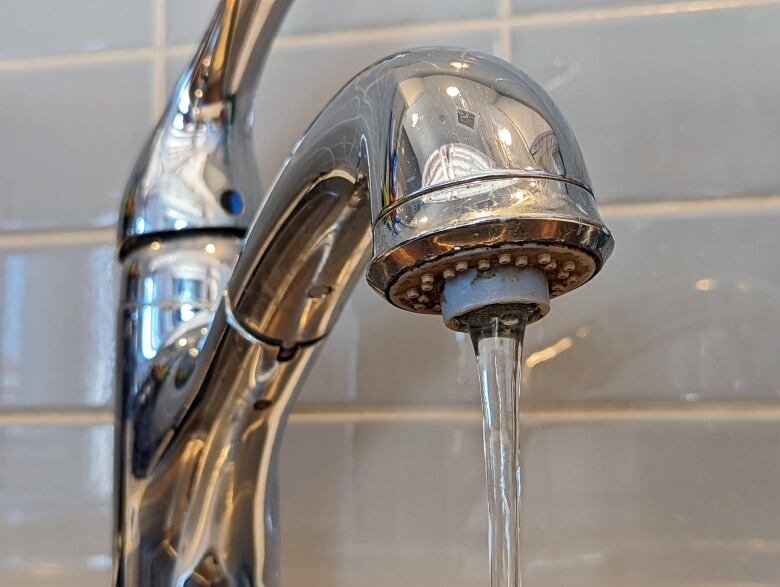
left=467, top=308, right=533, bottom=587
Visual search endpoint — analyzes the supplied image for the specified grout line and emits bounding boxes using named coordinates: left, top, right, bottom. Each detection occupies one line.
left=3, top=0, right=777, bottom=74
left=519, top=402, right=780, bottom=424
left=293, top=402, right=780, bottom=424
left=0, top=47, right=159, bottom=73
left=7, top=402, right=780, bottom=428
left=152, top=0, right=168, bottom=117
left=505, top=0, right=780, bottom=29
left=0, top=227, right=115, bottom=249
left=0, top=408, right=113, bottom=427
left=599, top=194, right=780, bottom=218
left=153, top=0, right=167, bottom=53
left=290, top=405, right=482, bottom=424
left=498, top=0, right=514, bottom=61
left=165, top=43, right=198, bottom=59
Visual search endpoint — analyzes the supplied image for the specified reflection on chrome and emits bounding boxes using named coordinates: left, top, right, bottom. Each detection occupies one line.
left=422, top=143, right=494, bottom=187
left=114, top=1, right=613, bottom=585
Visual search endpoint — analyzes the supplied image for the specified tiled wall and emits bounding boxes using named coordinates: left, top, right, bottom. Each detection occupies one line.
left=2, top=1, right=780, bottom=585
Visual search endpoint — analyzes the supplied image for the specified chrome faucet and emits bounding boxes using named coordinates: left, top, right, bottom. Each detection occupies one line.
left=114, top=1, right=614, bottom=585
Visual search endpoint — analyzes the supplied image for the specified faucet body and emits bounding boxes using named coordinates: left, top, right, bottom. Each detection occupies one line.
left=115, top=1, right=613, bottom=585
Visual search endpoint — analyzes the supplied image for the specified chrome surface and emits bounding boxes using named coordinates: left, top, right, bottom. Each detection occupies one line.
left=115, top=1, right=614, bottom=585
left=119, top=0, right=294, bottom=245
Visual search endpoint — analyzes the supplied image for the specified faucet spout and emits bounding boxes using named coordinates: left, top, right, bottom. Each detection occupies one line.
left=115, top=4, right=613, bottom=587
left=225, top=46, right=613, bottom=347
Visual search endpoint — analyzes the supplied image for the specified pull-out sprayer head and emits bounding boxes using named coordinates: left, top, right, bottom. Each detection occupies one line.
left=365, top=52, right=613, bottom=330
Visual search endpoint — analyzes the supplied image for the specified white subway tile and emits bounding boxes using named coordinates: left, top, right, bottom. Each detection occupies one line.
left=165, top=57, right=188, bottom=97
left=0, top=61, right=153, bottom=231
left=166, top=0, right=499, bottom=45
left=0, top=244, right=116, bottom=408
left=0, top=425, right=113, bottom=586
left=298, top=295, right=362, bottom=403
left=166, top=0, right=215, bottom=45
left=511, top=5, right=780, bottom=201
left=521, top=203, right=780, bottom=405
left=0, top=0, right=153, bottom=60
left=279, top=420, right=487, bottom=586
left=281, top=0, right=499, bottom=35
left=519, top=418, right=780, bottom=586
left=300, top=281, right=479, bottom=405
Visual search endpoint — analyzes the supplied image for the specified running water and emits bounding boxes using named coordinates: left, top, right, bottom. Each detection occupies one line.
left=467, top=308, right=533, bottom=587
